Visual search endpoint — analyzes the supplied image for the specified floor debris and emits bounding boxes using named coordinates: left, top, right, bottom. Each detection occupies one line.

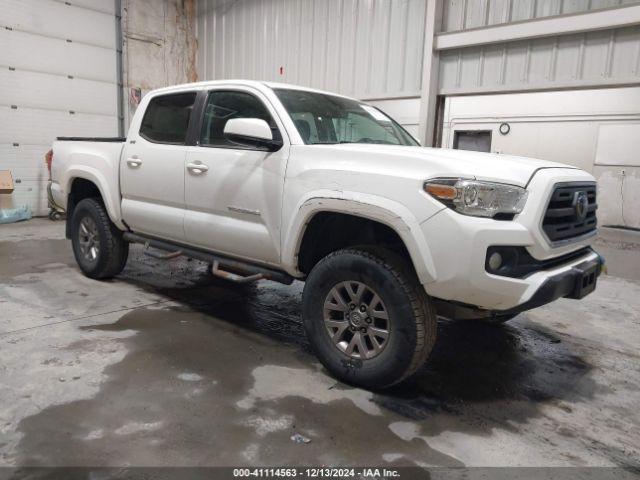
left=291, top=433, right=311, bottom=444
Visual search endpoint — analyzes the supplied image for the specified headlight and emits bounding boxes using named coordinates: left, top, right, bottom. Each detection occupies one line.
left=424, top=178, right=528, bottom=218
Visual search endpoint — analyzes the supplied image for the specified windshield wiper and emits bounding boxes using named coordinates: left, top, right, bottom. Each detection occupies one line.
left=338, top=140, right=396, bottom=145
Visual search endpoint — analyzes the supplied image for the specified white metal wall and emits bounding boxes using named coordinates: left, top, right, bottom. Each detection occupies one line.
left=196, top=0, right=427, bottom=100
left=366, top=97, right=422, bottom=137
left=0, top=0, right=119, bottom=216
left=439, top=24, right=640, bottom=94
left=441, top=0, right=639, bottom=31
left=438, top=2, right=640, bottom=94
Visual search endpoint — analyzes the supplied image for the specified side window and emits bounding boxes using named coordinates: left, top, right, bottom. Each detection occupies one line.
left=140, top=92, right=197, bottom=144
left=200, top=90, right=276, bottom=148
left=290, top=112, right=320, bottom=144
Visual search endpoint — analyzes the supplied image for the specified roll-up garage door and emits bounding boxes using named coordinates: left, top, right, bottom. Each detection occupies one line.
left=0, top=0, right=120, bottom=216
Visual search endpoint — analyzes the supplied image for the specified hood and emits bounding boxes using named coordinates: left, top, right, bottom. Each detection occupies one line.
left=314, top=144, right=576, bottom=187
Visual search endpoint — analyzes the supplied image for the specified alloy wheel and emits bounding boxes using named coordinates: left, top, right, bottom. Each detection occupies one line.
left=78, top=216, right=100, bottom=263
left=323, top=281, right=390, bottom=359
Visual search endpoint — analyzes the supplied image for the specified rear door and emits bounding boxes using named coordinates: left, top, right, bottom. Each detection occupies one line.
left=183, top=87, right=289, bottom=265
left=120, top=91, right=197, bottom=243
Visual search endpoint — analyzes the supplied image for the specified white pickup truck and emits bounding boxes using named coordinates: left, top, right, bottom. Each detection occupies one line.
left=50, top=80, right=602, bottom=388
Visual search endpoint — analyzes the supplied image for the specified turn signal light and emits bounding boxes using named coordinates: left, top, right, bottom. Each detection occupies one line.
left=424, top=183, right=457, bottom=200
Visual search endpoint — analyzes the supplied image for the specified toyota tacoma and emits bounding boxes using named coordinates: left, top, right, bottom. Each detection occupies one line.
left=49, top=81, right=602, bottom=388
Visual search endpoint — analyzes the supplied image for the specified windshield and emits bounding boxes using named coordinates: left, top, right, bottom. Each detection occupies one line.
left=274, top=88, right=419, bottom=147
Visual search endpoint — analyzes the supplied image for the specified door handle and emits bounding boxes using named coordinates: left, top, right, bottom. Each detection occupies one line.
left=187, top=162, right=209, bottom=175
left=126, top=157, right=142, bottom=168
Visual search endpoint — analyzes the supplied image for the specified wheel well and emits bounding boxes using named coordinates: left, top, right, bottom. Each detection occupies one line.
left=65, top=178, right=102, bottom=238
left=297, top=212, right=412, bottom=274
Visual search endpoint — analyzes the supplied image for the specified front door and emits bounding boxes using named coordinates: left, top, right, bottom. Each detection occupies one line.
left=120, top=91, right=197, bottom=243
left=184, top=88, right=289, bottom=266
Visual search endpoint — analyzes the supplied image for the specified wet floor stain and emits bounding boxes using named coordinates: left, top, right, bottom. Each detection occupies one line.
left=121, top=256, right=603, bottom=410
left=14, top=307, right=462, bottom=466
left=0, top=239, right=75, bottom=278
left=13, top=278, right=605, bottom=467
left=3, top=239, right=638, bottom=467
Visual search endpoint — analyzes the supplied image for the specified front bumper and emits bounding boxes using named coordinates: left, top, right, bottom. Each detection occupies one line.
left=499, top=253, right=602, bottom=314
left=419, top=168, right=600, bottom=311
left=433, top=253, right=603, bottom=320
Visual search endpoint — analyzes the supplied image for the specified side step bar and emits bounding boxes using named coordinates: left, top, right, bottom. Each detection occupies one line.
left=123, top=232, right=294, bottom=285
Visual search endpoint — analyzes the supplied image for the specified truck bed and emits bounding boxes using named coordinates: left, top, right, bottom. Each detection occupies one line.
left=50, top=138, right=126, bottom=221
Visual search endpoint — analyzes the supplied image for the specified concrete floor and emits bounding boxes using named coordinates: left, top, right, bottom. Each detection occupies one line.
left=0, top=218, right=639, bottom=469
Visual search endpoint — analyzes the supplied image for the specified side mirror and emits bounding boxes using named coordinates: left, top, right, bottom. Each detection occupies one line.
left=223, top=118, right=283, bottom=151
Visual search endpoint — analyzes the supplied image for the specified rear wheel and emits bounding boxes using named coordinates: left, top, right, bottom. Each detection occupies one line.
left=71, top=198, right=128, bottom=279
left=302, top=248, right=437, bottom=389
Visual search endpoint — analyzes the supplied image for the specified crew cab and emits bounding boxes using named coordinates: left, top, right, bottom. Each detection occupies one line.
left=49, top=80, right=602, bottom=388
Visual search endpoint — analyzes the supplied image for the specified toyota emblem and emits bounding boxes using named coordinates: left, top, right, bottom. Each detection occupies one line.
left=573, top=191, right=589, bottom=221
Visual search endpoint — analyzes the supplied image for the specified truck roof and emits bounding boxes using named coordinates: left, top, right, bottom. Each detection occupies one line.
left=148, top=80, right=358, bottom=101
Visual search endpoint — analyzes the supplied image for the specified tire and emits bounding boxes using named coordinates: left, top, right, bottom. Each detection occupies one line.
left=70, top=198, right=129, bottom=279
left=302, top=247, right=437, bottom=389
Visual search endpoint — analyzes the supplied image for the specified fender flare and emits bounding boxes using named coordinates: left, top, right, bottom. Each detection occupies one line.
left=65, top=165, right=126, bottom=230
left=281, top=190, right=438, bottom=285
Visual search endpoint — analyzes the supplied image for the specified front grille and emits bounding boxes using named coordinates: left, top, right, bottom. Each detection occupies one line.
left=542, top=182, right=597, bottom=243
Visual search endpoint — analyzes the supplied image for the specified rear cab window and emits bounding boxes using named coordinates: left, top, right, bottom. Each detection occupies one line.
left=140, top=92, right=197, bottom=144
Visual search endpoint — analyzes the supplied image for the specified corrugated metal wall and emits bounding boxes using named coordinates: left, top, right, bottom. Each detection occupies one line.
left=438, top=1, right=640, bottom=94
left=196, top=0, right=427, bottom=99
left=196, top=0, right=640, bottom=130
left=442, top=0, right=639, bottom=32
left=439, top=24, right=640, bottom=94
left=0, top=0, right=119, bottom=215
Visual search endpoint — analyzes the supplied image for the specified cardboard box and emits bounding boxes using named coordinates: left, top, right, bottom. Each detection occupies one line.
left=0, top=170, right=14, bottom=194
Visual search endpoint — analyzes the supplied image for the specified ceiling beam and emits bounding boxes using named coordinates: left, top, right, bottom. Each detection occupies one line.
left=435, top=5, right=640, bottom=51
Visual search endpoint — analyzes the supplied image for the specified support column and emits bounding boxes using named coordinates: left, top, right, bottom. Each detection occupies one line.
left=417, top=0, right=444, bottom=147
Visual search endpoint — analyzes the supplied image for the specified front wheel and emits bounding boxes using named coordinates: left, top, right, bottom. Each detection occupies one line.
left=302, top=248, right=437, bottom=389
left=70, top=198, right=129, bottom=279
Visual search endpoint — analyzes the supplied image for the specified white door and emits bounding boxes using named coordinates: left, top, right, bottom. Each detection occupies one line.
left=120, top=91, right=197, bottom=243
left=0, top=0, right=119, bottom=215
left=184, top=88, right=289, bottom=266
